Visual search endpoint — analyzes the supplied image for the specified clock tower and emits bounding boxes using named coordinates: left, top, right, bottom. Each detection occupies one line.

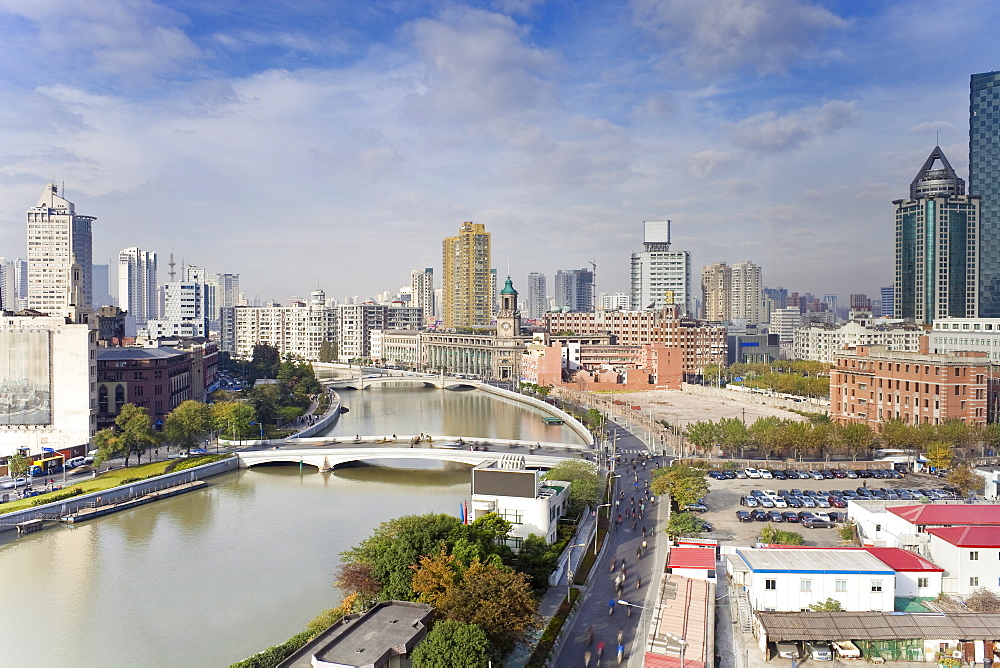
left=496, top=276, right=521, bottom=338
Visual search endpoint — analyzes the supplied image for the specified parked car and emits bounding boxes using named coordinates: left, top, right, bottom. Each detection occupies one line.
left=745, top=468, right=761, bottom=479
left=723, top=470, right=737, bottom=479
left=802, top=518, right=834, bottom=529
left=736, top=510, right=753, bottom=523
left=734, top=469, right=748, bottom=479
left=813, top=512, right=832, bottom=523
left=810, top=470, right=825, bottom=480
left=743, top=496, right=759, bottom=507
left=798, top=511, right=816, bottom=522
left=828, top=511, right=846, bottom=523
left=767, top=510, right=785, bottom=522
left=776, top=642, right=801, bottom=660
left=832, top=469, right=846, bottom=478
left=784, top=496, right=802, bottom=508
left=806, top=641, right=834, bottom=661
left=771, top=497, right=788, bottom=508
left=782, top=511, right=800, bottom=522
left=844, top=469, right=858, bottom=479
left=772, top=469, right=787, bottom=480
left=828, top=496, right=847, bottom=508
left=684, top=503, right=708, bottom=513
left=709, top=471, right=727, bottom=480
left=759, top=469, right=773, bottom=479
left=751, top=509, right=769, bottom=521
left=758, top=497, right=774, bottom=508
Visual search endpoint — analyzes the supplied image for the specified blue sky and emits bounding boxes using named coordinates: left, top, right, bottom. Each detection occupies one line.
left=0, top=0, right=997, bottom=304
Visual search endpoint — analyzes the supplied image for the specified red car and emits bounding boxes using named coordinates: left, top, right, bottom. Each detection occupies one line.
left=827, top=496, right=847, bottom=508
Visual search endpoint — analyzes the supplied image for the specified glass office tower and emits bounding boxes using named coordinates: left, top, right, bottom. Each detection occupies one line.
left=971, top=71, right=1000, bottom=316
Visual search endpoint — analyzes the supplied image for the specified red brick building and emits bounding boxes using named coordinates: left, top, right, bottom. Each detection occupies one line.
left=829, top=345, right=993, bottom=427
left=96, top=346, right=193, bottom=429
left=543, top=308, right=726, bottom=377
left=522, top=339, right=682, bottom=390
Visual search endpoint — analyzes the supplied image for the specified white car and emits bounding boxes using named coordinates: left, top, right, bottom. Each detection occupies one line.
left=771, top=497, right=788, bottom=508
left=743, top=495, right=759, bottom=507
left=745, top=468, right=761, bottom=479
left=762, top=490, right=778, bottom=497
left=0, top=477, right=28, bottom=489
left=811, top=470, right=824, bottom=480
left=814, top=512, right=832, bottom=523
left=759, top=469, right=773, bottom=479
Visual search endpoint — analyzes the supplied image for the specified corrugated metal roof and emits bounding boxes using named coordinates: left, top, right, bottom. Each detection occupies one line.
left=888, top=504, right=1000, bottom=525
left=757, top=611, right=1000, bottom=641
left=926, top=525, right=1000, bottom=547
left=738, top=548, right=893, bottom=574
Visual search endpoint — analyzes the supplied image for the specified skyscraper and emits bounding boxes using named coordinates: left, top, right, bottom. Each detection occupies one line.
left=730, top=260, right=763, bottom=325
left=630, top=220, right=691, bottom=314
left=0, top=258, right=27, bottom=311
left=971, top=71, right=1000, bottom=317
left=26, top=183, right=94, bottom=315
left=410, top=268, right=435, bottom=322
left=553, top=268, right=594, bottom=312
left=526, top=272, right=547, bottom=320
left=701, top=262, right=729, bottom=320
left=442, top=221, right=492, bottom=328
left=893, top=146, right=979, bottom=324
left=118, top=247, right=158, bottom=327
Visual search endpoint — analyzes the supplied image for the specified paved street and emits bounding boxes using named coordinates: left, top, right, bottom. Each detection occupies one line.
left=554, top=419, right=668, bottom=667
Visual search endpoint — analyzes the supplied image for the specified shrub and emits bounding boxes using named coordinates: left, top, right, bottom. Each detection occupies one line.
left=228, top=629, right=313, bottom=668
left=173, top=454, right=232, bottom=472
left=31, top=487, right=84, bottom=506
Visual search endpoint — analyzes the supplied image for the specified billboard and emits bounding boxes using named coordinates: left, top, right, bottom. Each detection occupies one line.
left=0, top=329, right=51, bottom=425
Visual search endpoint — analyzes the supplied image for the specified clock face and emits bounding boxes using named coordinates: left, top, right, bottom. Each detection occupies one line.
left=501, top=322, right=511, bottom=330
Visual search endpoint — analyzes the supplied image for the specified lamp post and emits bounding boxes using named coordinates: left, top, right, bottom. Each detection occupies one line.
left=566, top=542, right=587, bottom=603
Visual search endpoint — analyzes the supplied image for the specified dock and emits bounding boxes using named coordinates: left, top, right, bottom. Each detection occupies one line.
left=61, top=480, right=208, bottom=525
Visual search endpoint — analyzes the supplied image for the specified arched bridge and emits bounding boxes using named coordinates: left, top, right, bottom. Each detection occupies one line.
left=324, top=373, right=480, bottom=390
left=237, top=446, right=574, bottom=471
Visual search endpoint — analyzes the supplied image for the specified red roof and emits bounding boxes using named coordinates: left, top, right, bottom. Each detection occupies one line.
left=862, top=547, right=943, bottom=572
left=926, top=526, right=1000, bottom=547
left=669, top=547, right=716, bottom=570
left=887, top=504, right=1000, bottom=526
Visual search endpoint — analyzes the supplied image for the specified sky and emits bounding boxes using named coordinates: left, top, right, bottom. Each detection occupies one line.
left=0, top=0, right=997, bottom=305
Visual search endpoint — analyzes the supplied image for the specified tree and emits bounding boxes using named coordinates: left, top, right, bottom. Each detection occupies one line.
left=114, top=403, right=160, bottom=466
left=542, top=460, right=599, bottom=516
left=163, top=400, right=211, bottom=453
left=925, top=442, right=954, bottom=471
left=211, top=400, right=256, bottom=441
left=334, top=562, right=381, bottom=610
left=836, top=422, right=876, bottom=461
left=318, top=340, right=337, bottom=363
left=947, top=466, right=985, bottom=497
left=664, top=512, right=705, bottom=539
left=684, top=421, right=720, bottom=454
left=92, top=427, right=124, bottom=466
left=411, top=620, right=491, bottom=668
left=7, top=453, right=30, bottom=479
left=651, top=463, right=708, bottom=509
left=748, top=416, right=785, bottom=461
left=717, top=417, right=750, bottom=458
left=878, top=418, right=923, bottom=451
left=808, top=598, right=843, bottom=612
left=511, top=534, right=557, bottom=592
left=416, top=558, right=538, bottom=655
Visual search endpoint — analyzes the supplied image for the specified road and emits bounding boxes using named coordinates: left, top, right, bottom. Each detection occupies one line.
left=554, top=419, right=669, bottom=667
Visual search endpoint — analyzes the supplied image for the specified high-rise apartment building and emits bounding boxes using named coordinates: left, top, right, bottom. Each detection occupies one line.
left=630, top=220, right=691, bottom=315
left=730, top=261, right=763, bottom=325
left=894, top=146, right=979, bottom=324
left=234, top=290, right=336, bottom=361
left=599, top=293, right=631, bottom=311
left=701, top=262, right=729, bottom=320
left=1, top=258, right=27, bottom=311
left=442, top=221, right=492, bottom=328
left=526, top=272, right=547, bottom=320
left=26, top=183, right=93, bottom=315
left=410, top=268, right=435, bottom=323
left=880, top=286, right=895, bottom=318
left=145, top=281, right=208, bottom=339
left=553, top=268, right=594, bottom=312
left=117, top=247, right=158, bottom=328
left=971, top=71, right=1000, bottom=317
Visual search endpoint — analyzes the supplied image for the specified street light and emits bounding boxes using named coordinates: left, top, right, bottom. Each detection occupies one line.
left=566, top=542, right=588, bottom=603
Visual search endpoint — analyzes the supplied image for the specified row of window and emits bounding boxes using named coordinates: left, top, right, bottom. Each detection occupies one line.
left=765, top=578, right=884, bottom=592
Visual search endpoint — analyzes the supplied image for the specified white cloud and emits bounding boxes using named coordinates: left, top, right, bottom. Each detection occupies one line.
left=689, top=149, right=740, bottom=178
left=728, top=100, right=859, bottom=153
left=631, top=0, right=848, bottom=77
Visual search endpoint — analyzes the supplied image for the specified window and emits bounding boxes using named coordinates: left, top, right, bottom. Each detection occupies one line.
left=970, top=577, right=979, bottom=587
left=765, top=579, right=777, bottom=590
left=970, top=551, right=979, bottom=561
left=500, top=509, right=523, bottom=525
left=918, top=577, right=929, bottom=588
left=800, top=579, right=812, bottom=592
left=835, top=580, right=847, bottom=592
left=871, top=580, right=883, bottom=592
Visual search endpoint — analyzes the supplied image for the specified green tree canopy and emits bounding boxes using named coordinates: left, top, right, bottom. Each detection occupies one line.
left=163, top=400, right=211, bottom=453
left=808, top=598, right=843, bottom=612
left=542, top=460, right=599, bottom=516
left=411, top=620, right=492, bottom=668
left=947, top=466, right=985, bottom=497
left=651, top=463, right=708, bottom=509
left=664, top=512, right=704, bottom=539
left=211, top=401, right=256, bottom=440
left=113, top=403, right=160, bottom=466
left=7, top=452, right=30, bottom=479
left=759, top=524, right=804, bottom=545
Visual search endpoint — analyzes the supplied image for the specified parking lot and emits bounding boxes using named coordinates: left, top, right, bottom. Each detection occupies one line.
left=695, top=468, right=955, bottom=546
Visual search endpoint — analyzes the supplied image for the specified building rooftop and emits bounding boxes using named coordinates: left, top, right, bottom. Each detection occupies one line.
left=96, top=347, right=187, bottom=361
left=737, top=548, right=893, bottom=575
left=887, top=504, right=1000, bottom=526
left=862, top=547, right=943, bottom=572
left=668, top=547, right=716, bottom=570
left=926, top=525, right=1000, bottom=547
left=756, top=611, right=1000, bottom=642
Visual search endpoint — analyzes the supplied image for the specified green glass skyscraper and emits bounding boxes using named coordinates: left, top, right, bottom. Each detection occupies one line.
left=971, top=71, right=1000, bottom=316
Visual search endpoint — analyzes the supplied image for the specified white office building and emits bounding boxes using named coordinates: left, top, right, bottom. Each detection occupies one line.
left=599, top=292, right=631, bottom=311
left=526, top=272, right=547, bottom=320
left=630, top=220, right=692, bottom=315
left=26, top=183, right=94, bottom=315
left=927, top=318, right=1000, bottom=363
left=793, top=318, right=923, bottom=364
left=0, top=314, right=96, bottom=461
left=234, top=290, right=336, bottom=361
left=117, top=247, right=158, bottom=329
left=145, top=282, right=209, bottom=339
left=410, top=268, right=435, bottom=323
left=731, top=260, right=764, bottom=325
left=730, top=548, right=895, bottom=612
left=926, top=526, right=1000, bottom=596
left=1, top=258, right=28, bottom=311
left=469, top=456, right=571, bottom=547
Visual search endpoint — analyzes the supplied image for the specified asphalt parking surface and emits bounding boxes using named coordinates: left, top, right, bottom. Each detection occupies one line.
left=696, top=468, right=950, bottom=546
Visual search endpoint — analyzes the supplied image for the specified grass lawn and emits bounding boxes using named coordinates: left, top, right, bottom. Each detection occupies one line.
left=1, top=459, right=175, bottom=515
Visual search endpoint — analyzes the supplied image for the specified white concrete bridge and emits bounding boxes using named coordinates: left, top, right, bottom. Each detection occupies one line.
left=237, top=446, right=575, bottom=471
left=323, top=373, right=479, bottom=390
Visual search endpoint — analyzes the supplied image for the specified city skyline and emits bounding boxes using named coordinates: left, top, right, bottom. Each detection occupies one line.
left=0, top=2, right=996, bottom=301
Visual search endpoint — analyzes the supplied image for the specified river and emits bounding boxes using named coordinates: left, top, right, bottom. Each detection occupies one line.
left=0, top=383, right=585, bottom=667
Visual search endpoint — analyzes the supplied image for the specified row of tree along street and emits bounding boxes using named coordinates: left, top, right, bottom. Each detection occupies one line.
left=229, top=460, right=603, bottom=667
left=700, top=360, right=830, bottom=398
left=681, top=415, right=1000, bottom=464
